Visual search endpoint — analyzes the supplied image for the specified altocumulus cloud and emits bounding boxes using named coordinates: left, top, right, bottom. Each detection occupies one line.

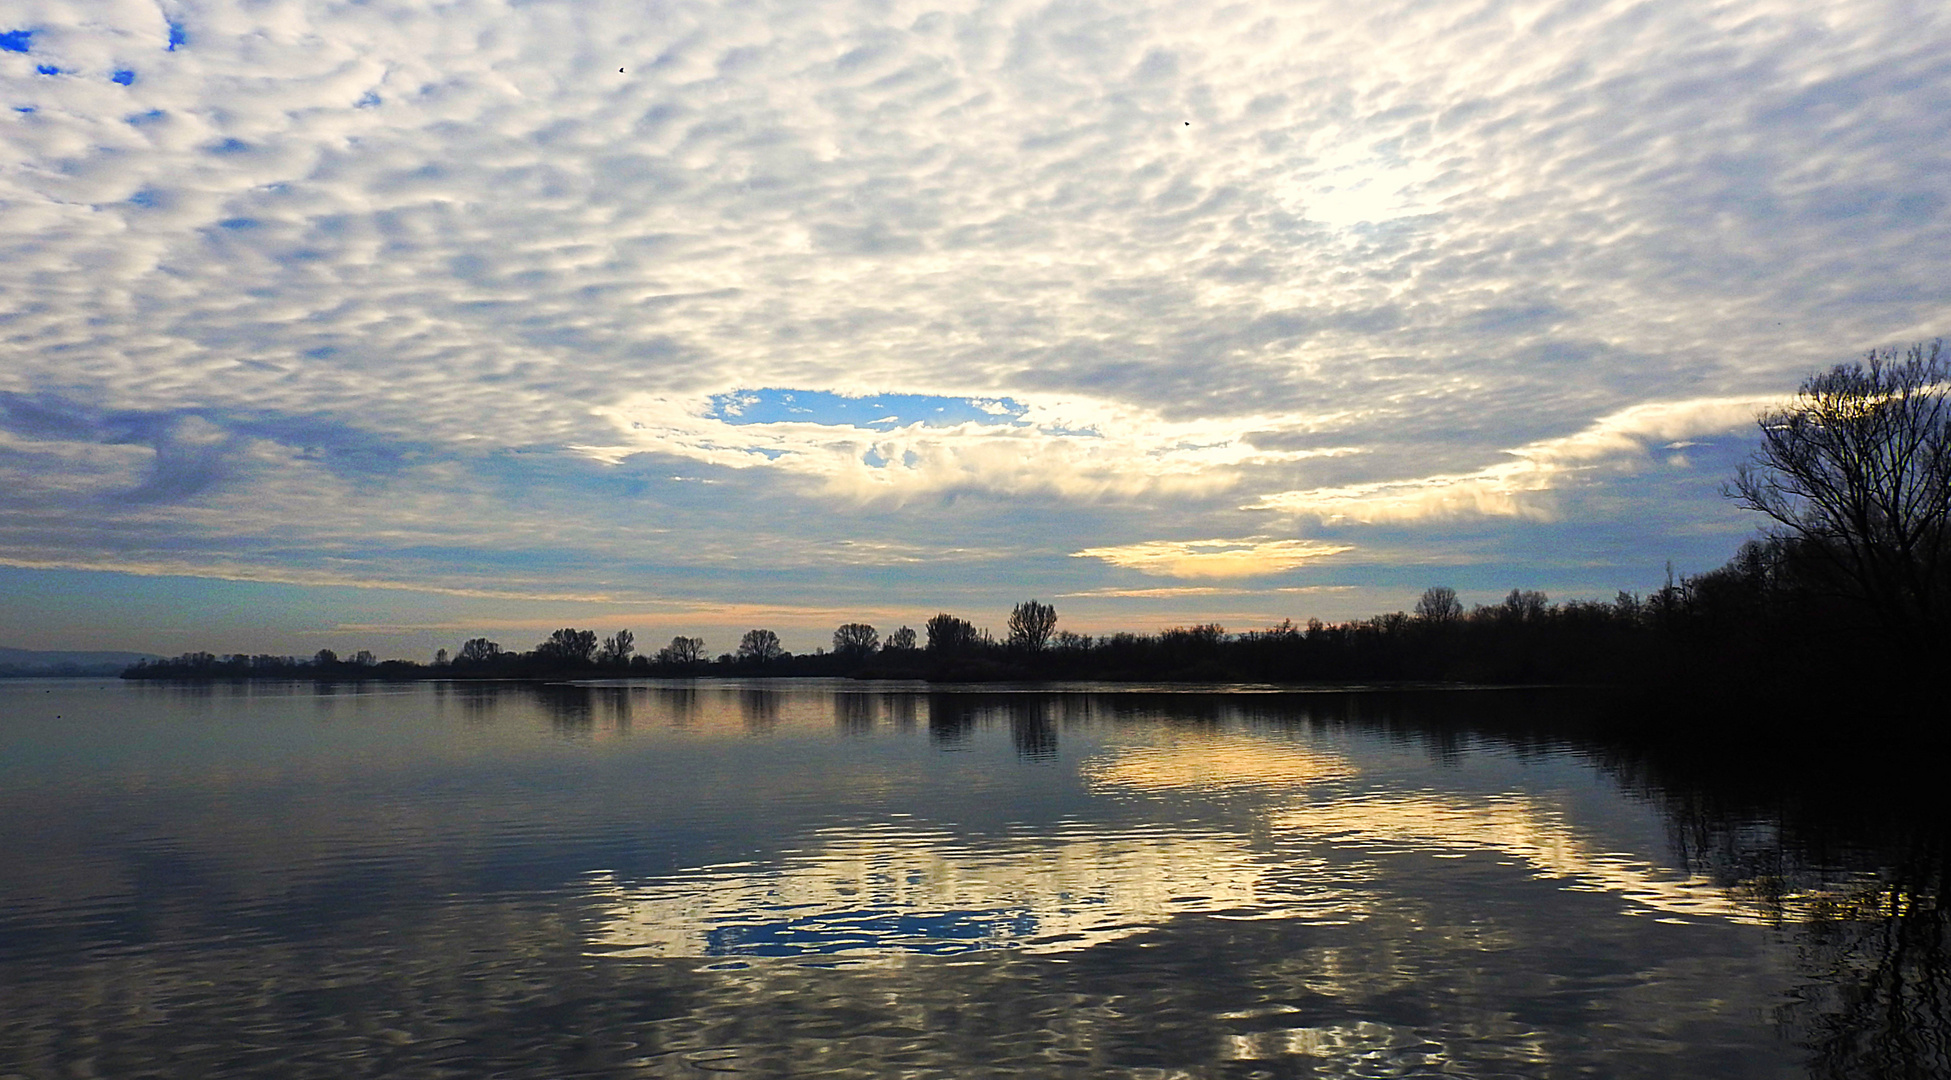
left=1, top=0, right=1948, bottom=628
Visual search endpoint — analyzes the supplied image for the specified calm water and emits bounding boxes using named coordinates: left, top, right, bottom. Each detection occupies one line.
left=0, top=679, right=1942, bottom=1079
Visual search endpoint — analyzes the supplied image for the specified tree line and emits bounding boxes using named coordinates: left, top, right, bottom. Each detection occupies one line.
left=126, top=342, right=1949, bottom=700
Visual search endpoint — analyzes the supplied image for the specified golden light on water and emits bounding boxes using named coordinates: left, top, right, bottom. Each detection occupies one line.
left=1080, top=733, right=1359, bottom=793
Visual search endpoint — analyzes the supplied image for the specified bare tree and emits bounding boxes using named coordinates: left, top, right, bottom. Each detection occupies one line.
left=1053, top=629, right=1093, bottom=651
left=536, top=628, right=599, bottom=665
left=1005, top=600, right=1058, bottom=651
left=457, top=638, right=502, bottom=665
left=1497, top=589, right=1550, bottom=623
left=658, top=636, right=706, bottom=667
left=885, top=626, right=917, bottom=651
left=1414, top=586, right=1463, bottom=623
left=925, top=613, right=979, bottom=654
left=832, top=623, right=879, bottom=659
left=600, top=629, right=635, bottom=665
left=1729, top=341, right=1951, bottom=644
left=737, top=628, right=784, bottom=665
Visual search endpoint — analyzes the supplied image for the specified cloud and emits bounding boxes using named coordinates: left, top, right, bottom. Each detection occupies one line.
left=1072, top=537, right=1354, bottom=579
left=586, top=389, right=1359, bottom=503
left=3, top=0, right=1948, bottom=635
left=1248, top=396, right=1779, bottom=524
left=1057, top=585, right=1359, bottom=599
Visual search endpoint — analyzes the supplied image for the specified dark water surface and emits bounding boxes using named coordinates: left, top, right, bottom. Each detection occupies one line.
left=0, top=679, right=1942, bottom=1078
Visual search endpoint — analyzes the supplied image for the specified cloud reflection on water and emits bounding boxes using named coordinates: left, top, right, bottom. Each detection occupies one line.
left=3, top=682, right=1904, bottom=1078
left=588, top=821, right=1363, bottom=959
left=1272, top=795, right=1767, bottom=925
left=589, top=724, right=1784, bottom=964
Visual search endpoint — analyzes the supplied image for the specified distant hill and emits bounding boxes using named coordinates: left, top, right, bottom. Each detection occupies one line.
left=0, top=647, right=161, bottom=677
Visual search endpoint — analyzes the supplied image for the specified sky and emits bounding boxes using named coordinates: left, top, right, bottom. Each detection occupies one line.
left=3, top=0, right=1948, bottom=658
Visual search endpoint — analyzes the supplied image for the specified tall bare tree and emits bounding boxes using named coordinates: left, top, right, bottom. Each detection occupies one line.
left=1007, top=600, right=1058, bottom=651
left=536, top=628, right=598, bottom=665
left=1729, top=341, right=1951, bottom=645
left=1414, top=586, right=1462, bottom=623
left=832, top=623, right=879, bottom=659
left=600, top=629, right=635, bottom=665
left=737, top=628, right=783, bottom=665
left=659, top=636, right=706, bottom=667
left=925, top=613, right=979, bottom=654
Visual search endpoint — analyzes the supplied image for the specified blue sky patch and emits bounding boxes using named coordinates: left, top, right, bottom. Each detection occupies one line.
left=37, top=64, right=59, bottom=75
left=0, top=30, right=31, bottom=53
left=111, top=69, right=136, bottom=85
left=707, top=389, right=1028, bottom=429
left=128, top=189, right=159, bottom=207
left=167, top=21, right=187, bottom=50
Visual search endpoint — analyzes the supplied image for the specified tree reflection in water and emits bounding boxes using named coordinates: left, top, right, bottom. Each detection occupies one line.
left=927, top=693, right=976, bottom=746
left=1630, top=733, right=1948, bottom=1079
left=834, top=692, right=876, bottom=735
left=1239, top=686, right=1950, bottom=1077
left=883, top=691, right=918, bottom=730
left=656, top=683, right=698, bottom=727
left=1784, top=838, right=1947, bottom=1079
left=737, top=687, right=778, bottom=730
left=1007, top=697, right=1057, bottom=760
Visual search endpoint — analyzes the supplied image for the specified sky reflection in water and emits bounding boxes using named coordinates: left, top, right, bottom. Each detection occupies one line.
left=0, top=679, right=1937, bottom=1078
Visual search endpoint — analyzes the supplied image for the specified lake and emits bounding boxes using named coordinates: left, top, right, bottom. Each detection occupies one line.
left=0, top=679, right=1941, bottom=1078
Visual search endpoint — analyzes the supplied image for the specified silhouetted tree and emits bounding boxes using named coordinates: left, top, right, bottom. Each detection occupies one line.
left=925, top=613, right=979, bottom=654
left=313, top=648, right=338, bottom=666
left=433, top=648, right=449, bottom=666
left=832, top=622, right=879, bottom=660
left=1007, top=600, right=1058, bottom=651
left=1495, top=589, right=1549, bottom=623
left=658, top=635, right=706, bottom=667
left=536, top=628, right=599, bottom=665
left=1053, top=629, right=1092, bottom=651
left=600, top=629, right=635, bottom=665
left=737, top=628, right=783, bottom=665
left=1414, top=586, right=1462, bottom=623
left=885, top=626, right=918, bottom=651
left=351, top=649, right=377, bottom=667
left=1729, top=340, right=1951, bottom=648
left=1163, top=623, right=1226, bottom=649
left=457, top=638, right=502, bottom=664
